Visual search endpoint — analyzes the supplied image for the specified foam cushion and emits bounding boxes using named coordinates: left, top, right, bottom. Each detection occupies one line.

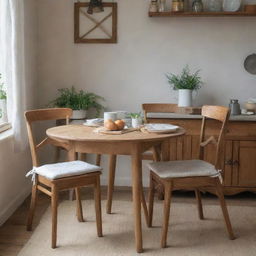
left=34, top=160, right=102, bottom=180
left=148, top=160, right=219, bottom=179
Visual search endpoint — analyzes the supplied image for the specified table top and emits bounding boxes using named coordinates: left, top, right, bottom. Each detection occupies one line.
left=46, top=125, right=186, bottom=143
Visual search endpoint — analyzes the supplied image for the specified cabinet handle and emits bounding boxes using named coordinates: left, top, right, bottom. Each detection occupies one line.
left=224, top=160, right=239, bottom=166
left=225, top=159, right=233, bottom=165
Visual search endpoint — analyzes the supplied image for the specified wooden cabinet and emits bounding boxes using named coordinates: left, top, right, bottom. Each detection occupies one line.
left=148, top=117, right=256, bottom=195
left=226, top=141, right=256, bottom=188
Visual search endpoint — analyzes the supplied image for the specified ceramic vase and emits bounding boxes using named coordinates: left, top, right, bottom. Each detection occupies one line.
left=131, top=118, right=142, bottom=128
left=178, top=89, right=192, bottom=107
left=71, top=110, right=87, bottom=120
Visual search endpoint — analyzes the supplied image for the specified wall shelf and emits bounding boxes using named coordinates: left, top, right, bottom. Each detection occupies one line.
left=148, top=11, right=256, bottom=17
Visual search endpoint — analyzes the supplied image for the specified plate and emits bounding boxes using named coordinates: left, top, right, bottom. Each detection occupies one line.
left=223, top=0, right=241, bottom=12
left=144, top=123, right=179, bottom=134
left=244, top=54, right=256, bottom=75
left=83, top=122, right=102, bottom=127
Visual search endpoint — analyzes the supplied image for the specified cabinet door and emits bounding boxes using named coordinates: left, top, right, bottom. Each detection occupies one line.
left=233, top=141, right=256, bottom=187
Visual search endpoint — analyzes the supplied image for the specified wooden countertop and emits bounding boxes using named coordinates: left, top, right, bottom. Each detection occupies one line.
left=147, top=113, right=256, bottom=122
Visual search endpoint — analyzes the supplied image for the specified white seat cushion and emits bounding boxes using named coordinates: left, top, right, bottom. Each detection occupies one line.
left=148, top=160, right=219, bottom=179
left=32, top=161, right=102, bottom=180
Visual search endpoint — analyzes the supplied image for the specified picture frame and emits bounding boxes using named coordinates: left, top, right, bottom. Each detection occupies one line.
left=74, top=2, right=117, bottom=44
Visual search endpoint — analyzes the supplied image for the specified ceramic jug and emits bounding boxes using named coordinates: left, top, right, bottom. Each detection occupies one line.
left=229, top=99, right=241, bottom=115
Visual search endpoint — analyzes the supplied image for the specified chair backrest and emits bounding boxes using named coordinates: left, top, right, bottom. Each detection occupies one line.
left=24, top=108, right=72, bottom=167
left=199, top=105, right=230, bottom=169
left=142, top=103, right=178, bottom=123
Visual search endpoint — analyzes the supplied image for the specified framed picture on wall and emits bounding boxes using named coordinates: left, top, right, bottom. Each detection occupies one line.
left=74, top=2, right=117, bottom=44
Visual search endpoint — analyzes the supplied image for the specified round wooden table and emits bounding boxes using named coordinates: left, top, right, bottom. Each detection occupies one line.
left=46, top=125, right=185, bottom=253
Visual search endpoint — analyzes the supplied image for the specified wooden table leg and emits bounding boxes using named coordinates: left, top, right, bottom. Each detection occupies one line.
left=96, top=154, right=101, bottom=166
left=131, top=144, right=143, bottom=253
left=68, top=145, right=76, bottom=201
left=107, top=154, right=117, bottom=214
left=161, top=140, right=170, bottom=161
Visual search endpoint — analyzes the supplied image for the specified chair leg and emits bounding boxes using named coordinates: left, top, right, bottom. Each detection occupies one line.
left=148, top=172, right=155, bottom=227
left=51, top=185, right=59, bottom=249
left=195, top=189, right=204, bottom=220
left=94, top=176, right=103, bottom=237
left=215, top=178, right=235, bottom=240
left=161, top=181, right=173, bottom=248
left=75, top=187, right=84, bottom=222
left=141, top=189, right=149, bottom=227
left=96, top=154, right=101, bottom=166
left=107, top=154, right=116, bottom=214
left=26, top=182, right=38, bottom=231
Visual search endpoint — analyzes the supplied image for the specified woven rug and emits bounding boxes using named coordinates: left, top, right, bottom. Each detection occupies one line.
left=18, top=200, right=256, bottom=256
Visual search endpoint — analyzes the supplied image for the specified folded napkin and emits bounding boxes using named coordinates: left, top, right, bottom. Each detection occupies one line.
left=144, top=123, right=179, bottom=132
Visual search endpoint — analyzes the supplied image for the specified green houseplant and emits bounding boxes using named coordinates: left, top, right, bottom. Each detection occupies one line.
left=50, top=87, right=104, bottom=119
left=129, top=112, right=143, bottom=128
left=0, top=74, right=7, bottom=121
left=166, top=65, right=203, bottom=107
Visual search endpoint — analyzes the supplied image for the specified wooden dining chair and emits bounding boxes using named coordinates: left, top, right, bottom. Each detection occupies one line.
left=142, top=103, right=178, bottom=161
left=147, top=105, right=235, bottom=248
left=25, top=108, right=103, bottom=248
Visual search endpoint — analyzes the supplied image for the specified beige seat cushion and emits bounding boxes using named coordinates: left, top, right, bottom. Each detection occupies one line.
left=148, top=160, right=219, bottom=179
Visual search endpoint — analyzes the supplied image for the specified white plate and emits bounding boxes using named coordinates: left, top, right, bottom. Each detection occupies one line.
left=144, top=123, right=179, bottom=133
left=223, top=0, right=241, bottom=12
left=83, top=122, right=102, bottom=127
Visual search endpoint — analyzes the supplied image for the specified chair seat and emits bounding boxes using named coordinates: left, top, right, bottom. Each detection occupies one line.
left=148, top=160, right=219, bottom=179
left=31, top=160, right=102, bottom=180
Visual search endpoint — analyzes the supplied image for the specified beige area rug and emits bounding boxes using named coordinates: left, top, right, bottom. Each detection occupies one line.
left=18, top=200, right=256, bottom=256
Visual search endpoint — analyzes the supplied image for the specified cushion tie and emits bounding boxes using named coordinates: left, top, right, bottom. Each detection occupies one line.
left=211, top=170, right=223, bottom=183
left=26, top=167, right=38, bottom=184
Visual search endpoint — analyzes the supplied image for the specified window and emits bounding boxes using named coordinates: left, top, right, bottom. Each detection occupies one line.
left=0, top=3, right=11, bottom=133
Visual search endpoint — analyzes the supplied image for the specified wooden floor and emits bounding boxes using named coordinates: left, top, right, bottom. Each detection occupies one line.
left=0, top=187, right=255, bottom=256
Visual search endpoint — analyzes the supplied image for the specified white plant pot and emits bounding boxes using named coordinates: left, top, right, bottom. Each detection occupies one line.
left=131, top=118, right=142, bottom=128
left=0, top=99, right=7, bottom=123
left=178, top=89, right=192, bottom=107
left=71, top=110, right=87, bottom=120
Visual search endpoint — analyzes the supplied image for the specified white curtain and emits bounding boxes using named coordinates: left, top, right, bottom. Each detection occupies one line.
left=0, top=0, right=28, bottom=151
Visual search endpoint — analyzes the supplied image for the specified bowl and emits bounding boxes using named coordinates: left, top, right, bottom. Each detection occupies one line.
left=244, top=102, right=256, bottom=112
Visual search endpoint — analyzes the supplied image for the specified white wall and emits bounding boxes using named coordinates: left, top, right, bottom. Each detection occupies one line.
left=37, top=0, right=256, bottom=186
left=0, top=0, right=38, bottom=225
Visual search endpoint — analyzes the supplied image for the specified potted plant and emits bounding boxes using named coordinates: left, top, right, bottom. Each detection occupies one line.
left=166, top=65, right=203, bottom=107
left=0, top=74, right=7, bottom=122
left=50, top=87, right=104, bottom=119
left=129, top=112, right=143, bottom=128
